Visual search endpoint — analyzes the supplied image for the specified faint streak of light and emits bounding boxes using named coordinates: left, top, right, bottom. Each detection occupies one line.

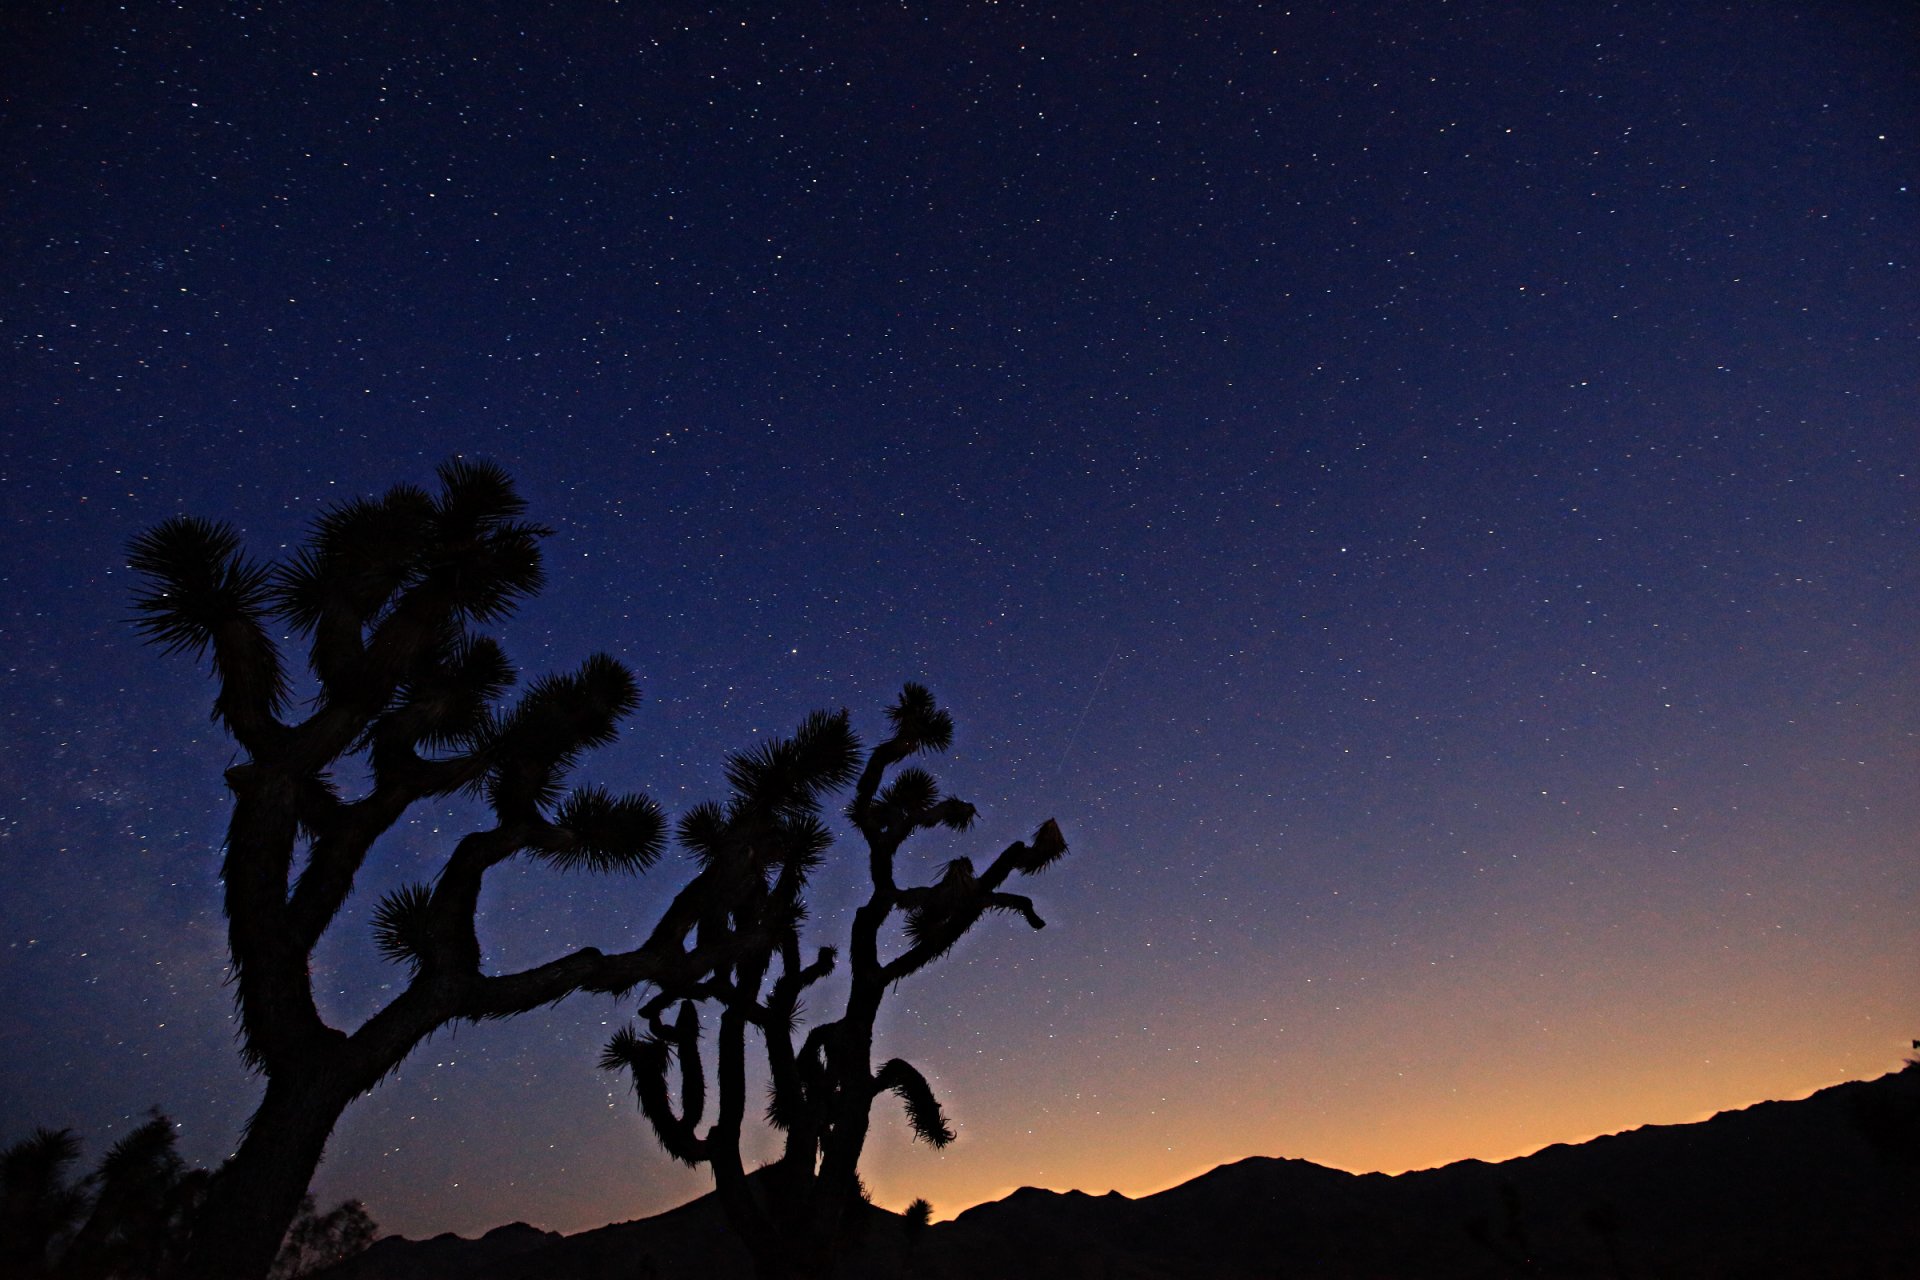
left=1052, top=645, right=1123, bottom=784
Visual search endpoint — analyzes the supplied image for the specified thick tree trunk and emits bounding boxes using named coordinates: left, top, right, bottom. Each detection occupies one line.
left=810, top=983, right=882, bottom=1254
left=174, top=1071, right=352, bottom=1280
left=707, top=1171, right=823, bottom=1280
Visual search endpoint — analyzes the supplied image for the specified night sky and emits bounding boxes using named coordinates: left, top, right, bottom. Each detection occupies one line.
left=3, top=0, right=1914, bottom=1241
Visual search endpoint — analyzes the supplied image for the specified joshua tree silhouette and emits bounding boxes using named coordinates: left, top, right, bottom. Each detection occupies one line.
left=3, top=1115, right=207, bottom=1280
left=129, top=461, right=755, bottom=1280
left=1, top=1116, right=374, bottom=1280
left=602, top=684, right=1068, bottom=1280
left=2, top=1127, right=88, bottom=1278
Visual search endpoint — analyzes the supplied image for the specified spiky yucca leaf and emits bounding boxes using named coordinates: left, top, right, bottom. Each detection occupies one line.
left=436, top=520, right=547, bottom=626
left=598, top=1024, right=666, bottom=1076
left=1, top=1125, right=87, bottom=1266
left=871, top=768, right=976, bottom=834
left=542, top=787, right=666, bottom=873
left=769, top=812, right=833, bottom=876
left=902, top=858, right=980, bottom=950
left=900, top=905, right=944, bottom=951
left=386, top=635, right=514, bottom=752
left=493, top=654, right=637, bottom=760
left=128, top=518, right=275, bottom=657
left=429, top=460, right=548, bottom=624
left=1008, top=818, right=1069, bottom=875
left=765, top=1076, right=803, bottom=1131
left=723, top=738, right=794, bottom=809
left=2, top=1132, right=87, bottom=1267
left=1, top=1128, right=81, bottom=1220
left=724, top=709, right=859, bottom=816
left=272, top=488, right=436, bottom=635
left=485, top=654, right=638, bottom=814
left=434, top=458, right=527, bottom=525
left=787, top=707, right=862, bottom=790
left=371, top=884, right=434, bottom=971
left=875, top=1059, right=954, bottom=1147
left=677, top=800, right=731, bottom=866
left=935, top=857, right=977, bottom=892
left=877, top=767, right=939, bottom=818
left=129, top=519, right=288, bottom=734
left=93, top=1112, right=186, bottom=1195
left=927, top=798, right=978, bottom=832
left=3, top=1125, right=79, bottom=1176
left=485, top=758, right=565, bottom=818
left=886, top=683, right=953, bottom=754
left=130, top=517, right=288, bottom=738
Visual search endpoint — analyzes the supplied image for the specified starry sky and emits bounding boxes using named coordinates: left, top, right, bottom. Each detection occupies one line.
left=2, top=0, right=1914, bottom=1241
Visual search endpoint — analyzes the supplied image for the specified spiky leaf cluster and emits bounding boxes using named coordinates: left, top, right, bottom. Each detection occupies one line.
left=676, top=801, right=731, bottom=867
left=1, top=1126, right=87, bottom=1269
left=129, top=519, right=275, bottom=659
left=129, top=518, right=287, bottom=733
left=877, top=767, right=939, bottom=817
left=129, top=461, right=577, bottom=767
left=680, top=714, right=858, bottom=898
left=542, top=787, right=667, bottom=873
left=485, top=654, right=638, bottom=816
left=274, top=460, right=546, bottom=645
left=427, top=459, right=548, bottom=622
left=723, top=709, right=860, bottom=820
left=875, top=1059, right=954, bottom=1148
left=1006, top=818, right=1069, bottom=875
left=598, top=1024, right=665, bottom=1078
left=370, top=884, right=434, bottom=971
left=885, top=683, right=953, bottom=754
left=273, top=486, right=437, bottom=640
left=269, top=1195, right=378, bottom=1280
left=902, top=858, right=978, bottom=951
left=378, top=636, right=513, bottom=754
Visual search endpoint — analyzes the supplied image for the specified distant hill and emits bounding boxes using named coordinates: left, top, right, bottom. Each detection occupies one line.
left=324, top=1062, right=1920, bottom=1279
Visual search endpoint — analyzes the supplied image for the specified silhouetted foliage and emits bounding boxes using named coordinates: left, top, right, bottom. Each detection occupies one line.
left=266, top=1196, right=376, bottom=1280
left=129, top=462, right=760, bottom=1280
left=902, top=1197, right=933, bottom=1273
left=0, top=1113, right=367, bottom=1280
left=603, top=685, right=1069, bottom=1280
left=56, top=1113, right=206, bottom=1280
left=1, top=1127, right=86, bottom=1278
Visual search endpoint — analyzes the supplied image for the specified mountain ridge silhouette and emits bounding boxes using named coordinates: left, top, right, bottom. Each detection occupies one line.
left=323, top=1063, right=1920, bottom=1278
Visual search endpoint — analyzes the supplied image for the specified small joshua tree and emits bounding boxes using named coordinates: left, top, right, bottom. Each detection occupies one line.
left=130, top=462, right=752, bottom=1280
left=602, top=685, right=1068, bottom=1280
left=1, top=1127, right=87, bottom=1278
left=267, top=1195, right=377, bottom=1280
left=1, top=1116, right=373, bottom=1280
left=3, top=1113, right=209, bottom=1280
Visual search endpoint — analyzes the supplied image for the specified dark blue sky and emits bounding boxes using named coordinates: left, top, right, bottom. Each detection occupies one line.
left=3, top=0, right=1914, bottom=1237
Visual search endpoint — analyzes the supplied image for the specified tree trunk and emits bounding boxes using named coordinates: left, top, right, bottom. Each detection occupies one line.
left=174, top=1071, right=352, bottom=1280
left=810, top=983, right=882, bottom=1255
